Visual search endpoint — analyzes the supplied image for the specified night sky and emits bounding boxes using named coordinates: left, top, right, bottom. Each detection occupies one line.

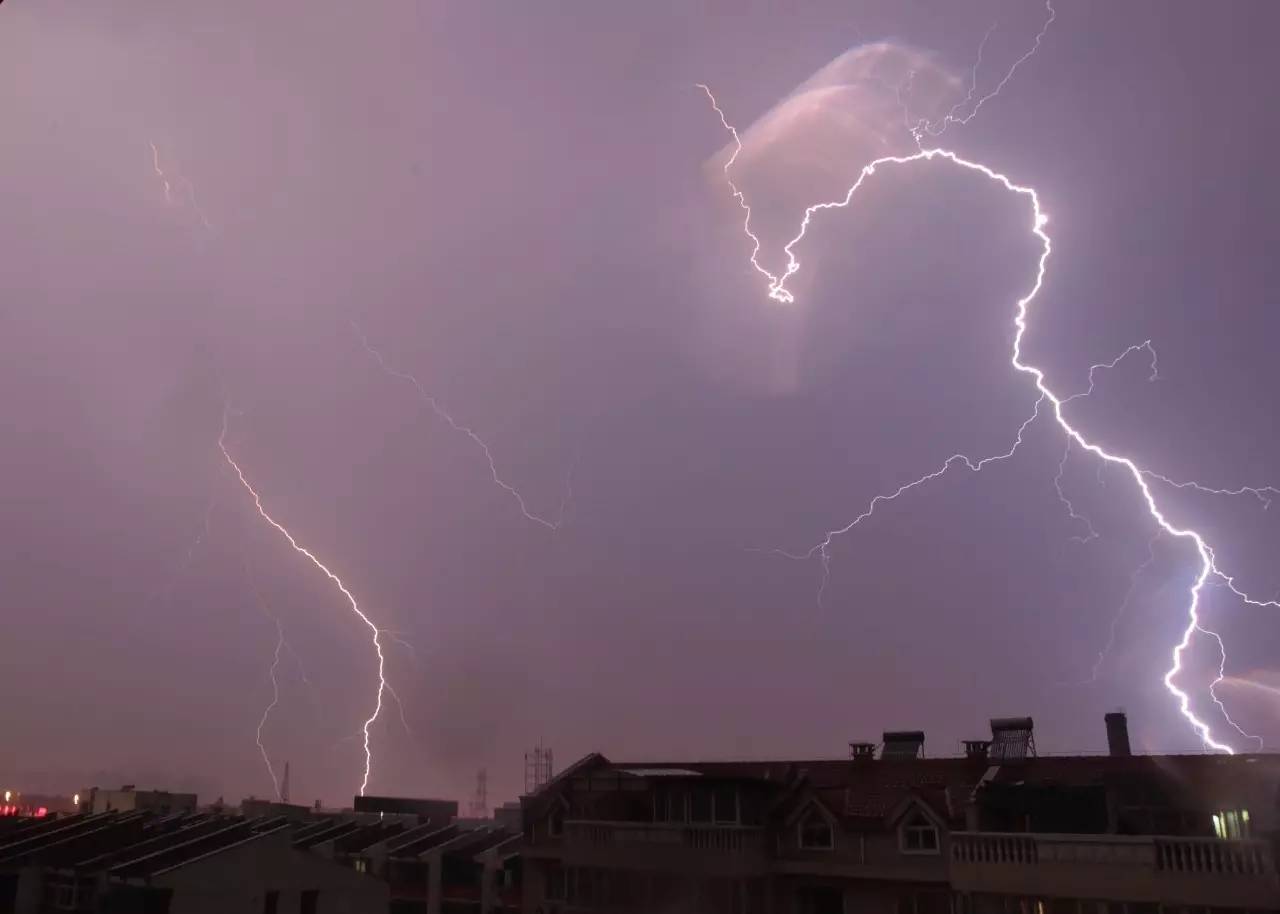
left=3, top=0, right=1279, bottom=809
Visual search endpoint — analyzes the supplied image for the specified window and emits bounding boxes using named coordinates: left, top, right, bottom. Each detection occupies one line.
left=546, top=866, right=567, bottom=901
left=54, top=883, right=76, bottom=911
left=547, top=809, right=563, bottom=837
left=798, top=885, right=843, bottom=914
left=799, top=811, right=834, bottom=850
left=262, top=890, right=279, bottom=914
left=655, top=791, right=687, bottom=823
left=690, top=789, right=713, bottom=823
left=1212, top=809, right=1250, bottom=840
left=900, top=813, right=939, bottom=854
left=299, top=889, right=318, bottom=914
left=353, top=858, right=368, bottom=874
left=713, top=787, right=737, bottom=823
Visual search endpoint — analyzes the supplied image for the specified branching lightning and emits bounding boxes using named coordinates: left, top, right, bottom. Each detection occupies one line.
left=218, top=407, right=387, bottom=794
left=911, top=1, right=1057, bottom=141
left=1052, top=340, right=1160, bottom=544
left=1053, top=441, right=1099, bottom=544
left=702, top=7, right=1276, bottom=751
left=1081, top=531, right=1161, bottom=684
left=352, top=322, right=573, bottom=530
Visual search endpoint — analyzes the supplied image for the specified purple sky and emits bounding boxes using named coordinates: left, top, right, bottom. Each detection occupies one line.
left=3, top=0, right=1279, bottom=808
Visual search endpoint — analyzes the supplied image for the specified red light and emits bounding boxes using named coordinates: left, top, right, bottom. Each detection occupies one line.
left=35, top=807, right=47, bottom=818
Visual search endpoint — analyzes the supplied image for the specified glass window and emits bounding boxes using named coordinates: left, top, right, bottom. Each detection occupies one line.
left=690, top=789, right=712, bottom=822
left=799, top=812, right=834, bottom=850
left=902, top=814, right=940, bottom=853
left=546, top=867, right=566, bottom=901
left=714, top=787, right=737, bottom=823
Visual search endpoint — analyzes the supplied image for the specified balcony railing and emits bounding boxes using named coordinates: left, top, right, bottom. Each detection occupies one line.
left=1154, top=835, right=1272, bottom=876
left=952, top=831, right=1274, bottom=879
left=564, top=820, right=765, bottom=855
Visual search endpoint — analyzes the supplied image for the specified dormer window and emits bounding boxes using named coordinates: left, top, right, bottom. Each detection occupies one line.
left=799, top=810, right=835, bottom=850
left=900, top=812, right=939, bottom=854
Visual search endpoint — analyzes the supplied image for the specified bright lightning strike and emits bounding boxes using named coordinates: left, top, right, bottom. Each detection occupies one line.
left=703, top=44, right=1275, bottom=751
left=353, top=322, right=573, bottom=530
left=219, top=408, right=387, bottom=794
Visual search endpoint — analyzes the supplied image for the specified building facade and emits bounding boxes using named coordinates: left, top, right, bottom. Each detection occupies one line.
left=521, top=715, right=1280, bottom=914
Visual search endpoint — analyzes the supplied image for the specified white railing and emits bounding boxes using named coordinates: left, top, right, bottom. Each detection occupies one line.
left=1154, top=836, right=1273, bottom=876
left=953, top=832, right=1274, bottom=878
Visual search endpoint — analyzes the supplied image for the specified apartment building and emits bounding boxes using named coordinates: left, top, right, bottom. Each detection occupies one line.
left=521, top=714, right=1280, bottom=914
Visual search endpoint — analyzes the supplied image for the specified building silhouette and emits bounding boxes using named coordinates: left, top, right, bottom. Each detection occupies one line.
left=521, top=713, right=1280, bottom=913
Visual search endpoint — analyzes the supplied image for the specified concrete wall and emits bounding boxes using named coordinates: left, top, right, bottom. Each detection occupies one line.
left=153, top=829, right=388, bottom=914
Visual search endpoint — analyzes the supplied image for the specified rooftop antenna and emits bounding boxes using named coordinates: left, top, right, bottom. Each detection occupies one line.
left=469, top=768, right=489, bottom=819
left=524, top=743, right=554, bottom=794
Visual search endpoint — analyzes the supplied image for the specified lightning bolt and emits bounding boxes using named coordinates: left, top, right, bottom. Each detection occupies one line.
left=1053, top=440, right=1099, bottom=544
left=912, top=1, right=1057, bottom=142
left=256, top=614, right=286, bottom=801
left=352, top=322, right=572, bottom=530
left=142, top=492, right=218, bottom=610
left=218, top=407, right=387, bottom=794
left=1199, top=616, right=1264, bottom=749
left=148, top=140, right=213, bottom=231
left=1076, top=531, right=1162, bottom=685
left=1052, top=340, right=1160, bottom=544
left=150, top=141, right=174, bottom=204
left=702, top=58, right=1274, bottom=751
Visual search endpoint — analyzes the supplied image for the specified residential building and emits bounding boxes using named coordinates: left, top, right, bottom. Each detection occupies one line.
left=521, top=713, right=1280, bottom=913
left=81, top=786, right=197, bottom=817
left=354, top=796, right=459, bottom=825
left=0, top=810, right=388, bottom=913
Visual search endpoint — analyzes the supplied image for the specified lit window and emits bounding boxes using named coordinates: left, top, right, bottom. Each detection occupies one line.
left=1213, top=809, right=1250, bottom=840
left=901, top=814, right=940, bottom=854
left=799, top=811, right=835, bottom=850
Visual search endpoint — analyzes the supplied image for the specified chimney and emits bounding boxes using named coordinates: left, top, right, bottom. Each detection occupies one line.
left=1105, top=711, right=1131, bottom=757
left=849, top=742, right=876, bottom=760
left=963, top=740, right=991, bottom=761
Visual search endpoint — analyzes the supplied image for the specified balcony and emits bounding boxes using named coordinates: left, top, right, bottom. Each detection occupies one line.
left=950, top=832, right=1278, bottom=908
left=560, top=820, right=767, bottom=875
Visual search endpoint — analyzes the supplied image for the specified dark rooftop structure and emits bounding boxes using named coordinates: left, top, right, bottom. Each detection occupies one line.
left=351, top=794, right=458, bottom=824
left=0, top=810, right=386, bottom=914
